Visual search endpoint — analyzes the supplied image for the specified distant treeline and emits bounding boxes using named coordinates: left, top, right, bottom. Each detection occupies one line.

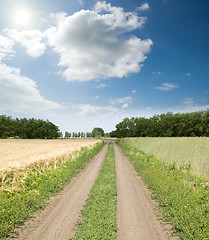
left=64, top=131, right=92, bottom=138
left=0, top=115, right=60, bottom=139
left=64, top=128, right=105, bottom=138
left=110, top=110, right=209, bottom=138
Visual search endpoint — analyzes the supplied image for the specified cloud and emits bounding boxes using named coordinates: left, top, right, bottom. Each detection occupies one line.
left=132, top=90, right=136, bottom=93
left=167, top=97, right=209, bottom=114
left=154, top=83, right=179, bottom=91
left=0, top=63, right=64, bottom=114
left=95, top=83, right=110, bottom=89
left=110, top=96, right=132, bottom=109
left=76, top=95, right=133, bottom=117
left=46, top=1, right=152, bottom=81
left=122, top=103, right=129, bottom=109
left=153, top=71, right=162, bottom=75
left=186, top=72, right=191, bottom=77
left=113, top=96, right=132, bottom=104
left=182, top=97, right=209, bottom=112
left=183, top=97, right=194, bottom=106
left=5, top=29, right=46, bottom=58
left=0, top=35, right=15, bottom=61
left=78, top=0, right=84, bottom=6
left=137, top=3, right=150, bottom=11
left=76, top=104, right=118, bottom=117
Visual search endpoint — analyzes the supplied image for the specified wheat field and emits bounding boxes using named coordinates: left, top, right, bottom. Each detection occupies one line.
left=0, top=139, right=101, bottom=171
left=121, top=137, right=209, bottom=179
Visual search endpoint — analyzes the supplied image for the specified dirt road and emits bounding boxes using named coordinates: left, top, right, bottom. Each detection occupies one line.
left=114, top=142, right=173, bottom=240
left=15, top=142, right=109, bottom=240
left=14, top=141, right=175, bottom=240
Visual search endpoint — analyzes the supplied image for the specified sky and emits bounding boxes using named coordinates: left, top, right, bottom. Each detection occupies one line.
left=0, top=0, right=209, bottom=133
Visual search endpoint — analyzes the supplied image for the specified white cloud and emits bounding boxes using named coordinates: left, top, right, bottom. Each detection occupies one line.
left=46, top=1, right=152, bottom=81
left=137, top=3, right=150, bottom=11
left=132, top=90, right=136, bottom=93
left=122, top=103, right=129, bottom=109
left=0, top=35, right=15, bottom=61
left=75, top=95, right=133, bottom=117
left=5, top=29, right=46, bottom=58
left=0, top=63, right=64, bottom=114
left=110, top=96, right=132, bottom=109
left=166, top=97, right=209, bottom=114
left=186, top=72, right=191, bottom=77
left=94, top=1, right=147, bottom=29
left=76, top=104, right=118, bottom=117
left=4, top=2, right=152, bottom=81
left=153, top=71, right=162, bottom=75
left=78, top=0, right=84, bottom=6
left=154, top=83, right=178, bottom=91
left=183, top=97, right=194, bottom=106
left=113, top=96, right=132, bottom=104
left=182, top=97, right=209, bottom=112
left=95, top=83, right=110, bottom=89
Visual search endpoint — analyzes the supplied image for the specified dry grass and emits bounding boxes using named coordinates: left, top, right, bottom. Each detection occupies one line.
left=121, top=137, right=209, bottom=179
left=0, top=138, right=101, bottom=171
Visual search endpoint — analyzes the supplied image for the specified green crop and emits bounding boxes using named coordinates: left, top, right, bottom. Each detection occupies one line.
left=120, top=137, right=209, bottom=179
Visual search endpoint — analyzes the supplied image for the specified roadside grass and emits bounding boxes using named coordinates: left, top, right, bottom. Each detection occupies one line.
left=120, top=137, right=209, bottom=179
left=73, top=143, right=117, bottom=240
left=118, top=141, right=209, bottom=240
left=0, top=142, right=104, bottom=240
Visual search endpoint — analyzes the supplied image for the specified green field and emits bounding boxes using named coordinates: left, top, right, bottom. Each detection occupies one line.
left=120, top=137, right=209, bottom=179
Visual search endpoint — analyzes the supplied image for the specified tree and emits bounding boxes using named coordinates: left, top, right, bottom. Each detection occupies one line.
left=91, top=128, right=104, bottom=138
left=58, top=131, right=63, bottom=138
left=110, top=110, right=209, bottom=138
left=65, top=131, right=70, bottom=138
left=86, top=132, right=91, bottom=138
left=0, top=115, right=60, bottom=139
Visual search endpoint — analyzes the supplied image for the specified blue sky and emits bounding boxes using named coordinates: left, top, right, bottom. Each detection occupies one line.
left=0, top=0, right=209, bottom=133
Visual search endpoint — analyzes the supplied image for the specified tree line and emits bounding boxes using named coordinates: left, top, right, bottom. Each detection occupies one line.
left=64, top=131, right=92, bottom=138
left=110, top=110, right=209, bottom=138
left=64, top=128, right=105, bottom=138
left=0, top=115, right=60, bottom=139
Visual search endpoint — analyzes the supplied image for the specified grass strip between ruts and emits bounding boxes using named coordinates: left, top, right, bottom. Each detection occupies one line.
left=73, top=143, right=117, bottom=240
left=0, top=142, right=104, bottom=240
left=118, top=140, right=209, bottom=240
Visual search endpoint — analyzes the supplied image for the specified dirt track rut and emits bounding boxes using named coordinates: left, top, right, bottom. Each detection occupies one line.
left=15, top=142, right=108, bottom=240
left=114, top=142, right=171, bottom=240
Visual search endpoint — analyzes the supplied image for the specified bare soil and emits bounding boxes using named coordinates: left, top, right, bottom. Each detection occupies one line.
left=14, top=142, right=108, bottom=240
left=114, top=142, right=178, bottom=240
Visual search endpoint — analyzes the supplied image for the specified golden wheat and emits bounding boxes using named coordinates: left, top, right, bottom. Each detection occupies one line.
left=0, top=139, right=100, bottom=171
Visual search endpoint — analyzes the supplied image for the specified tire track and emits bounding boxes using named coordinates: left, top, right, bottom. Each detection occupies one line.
left=15, top=142, right=109, bottom=240
left=114, top=142, right=172, bottom=240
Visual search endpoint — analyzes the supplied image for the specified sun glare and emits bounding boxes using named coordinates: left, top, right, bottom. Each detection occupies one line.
left=14, top=8, right=31, bottom=26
